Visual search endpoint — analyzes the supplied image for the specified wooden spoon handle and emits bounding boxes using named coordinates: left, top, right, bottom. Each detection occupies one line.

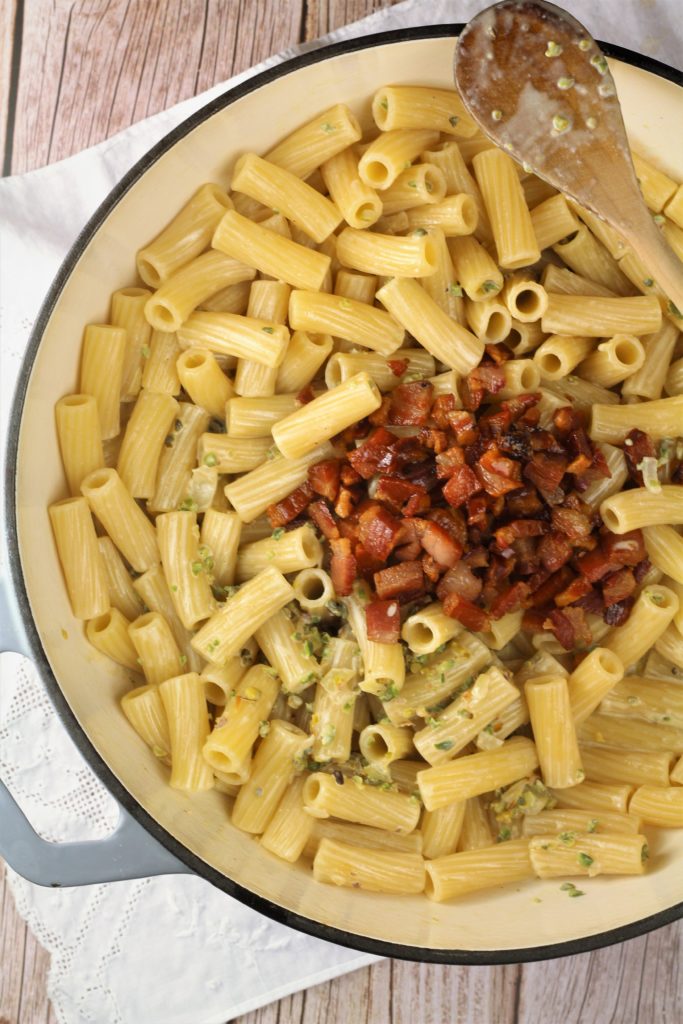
left=619, top=209, right=683, bottom=316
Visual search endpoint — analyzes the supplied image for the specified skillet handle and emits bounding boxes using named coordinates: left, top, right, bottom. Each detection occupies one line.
left=0, top=572, right=190, bottom=886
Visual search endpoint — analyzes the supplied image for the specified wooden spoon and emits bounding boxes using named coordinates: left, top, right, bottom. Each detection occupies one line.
left=454, top=0, right=683, bottom=315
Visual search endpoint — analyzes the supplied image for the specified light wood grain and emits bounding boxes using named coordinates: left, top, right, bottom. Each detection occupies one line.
left=1, top=2, right=683, bottom=1022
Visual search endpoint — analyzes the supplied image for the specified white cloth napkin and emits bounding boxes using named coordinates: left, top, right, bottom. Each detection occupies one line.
left=0, top=3, right=679, bottom=1023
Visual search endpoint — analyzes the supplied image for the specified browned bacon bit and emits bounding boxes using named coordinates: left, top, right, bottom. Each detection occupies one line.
left=623, top=429, right=657, bottom=485
left=602, top=567, right=636, bottom=606
left=604, top=597, right=634, bottom=626
left=340, top=465, right=362, bottom=487
left=484, top=343, right=511, bottom=365
left=494, top=519, right=547, bottom=550
left=466, top=495, right=489, bottom=530
left=330, top=537, right=356, bottom=596
left=366, top=599, right=401, bottom=643
left=427, top=507, right=468, bottom=547
left=418, top=428, right=449, bottom=453
left=296, top=385, right=315, bottom=405
left=633, top=558, right=652, bottom=584
left=436, top=446, right=465, bottom=479
left=368, top=395, right=391, bottom=426
left=375, top=477, right=430, bottom=517
left=354, top=543, right=385, bottom=580
left=524, top=452, right=568, bottom=498
left=577, top=545, right=617, bottom=582
left=442, top=591, right=491, bottom=631
left=544, top=606, right=592, bottom=650
left=410, top=518, right=463, bottom=568
left=437, top=561, right=483, bottom=603
left=334, top=488, right=356, bottom=519
left=308, top=500, right=339, bottom=540
left=358, top=505, right=402, bottom=561
left=566, top=453, right=593, bottom=476
left=431, top=394, right=457, bottom=429
left=308, top=459, right=341, bottom=502
left=489, top=581, right=530, bottom=619
left=553, top=406, right=585, bottom=435
left=448, top=410, right=478, bottom=445
left=522, top=608, right=548, bottom=632
left=267, top=482, right=313, bottom=527
left=574, top=588, right=604, bottom=616
left=374, top=561, right=425, bottom=602
left=551, top=507, right=592, bottom=542
left=505, top=486, right=543, bottom=518
left=422, top=554, right=442, bottom=584
left=388, top=381, right=434, bottom=425
left=462, top=364, right=506, bottom=412
left=442, top=464, right=481, bottom=507
left=347, top=428, right=394, bottom=479
left=602, top=529, right=647, bottom=566
left=538, top=531, right=573, bottom=572
left=555, top=576, right=594, bottom=608
left=476, top=449, right=523, bottom=496
left=530, top=566, right=574, bottom=607
left=387, top=358, right=409, bottom=377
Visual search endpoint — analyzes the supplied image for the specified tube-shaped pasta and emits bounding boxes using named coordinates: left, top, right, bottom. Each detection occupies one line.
left=472, top=148, right=540, bottom=269
left=177, top=311, right=289, bottom=367
left=197, top=434, right=271, bottom=474
left=582, top=444, right=628, bottom=510
left=404, top=194, right=478, bottom=236
left=529, top=194, right=580, bottom=250
left=501, top=273, right=548, bottom=323
left=320, top=146, right=382, bottom=229
left=202, top=664, right=279, bottom=774
left=116, top=390, right=178, bottom=498
left=376, top=277, right=484, bottom=374
left=542, top=263, right=616, bottom=298
left=97, top=536, right=144, bottom=621
left=264, top=104, right=362, bottom=179
left=128, top=611, right=183, bottom=686
left=275, top=332, right=333, bottom=393
left=272, top=372, right=381, bottom=459
left=632, top=152, right=677, bottom=212
left=79, top=324, right=127, bottom=439
left=448, top=235, right=504, bottom=301
left=56, top=394, right=105, bottom=495
left=457, top=796, right=493, bottom=850
left=236, top=524, right=322, bottom=581
left=342, top=586, right=405, bottom=699
left=505, top=318, right=545, bottom=355
left=401, top=602, right=462, bottom=655
left=522, top=808, right=642, bottom=837
left=420, top=141, right=491, bottom=237
left=142, top=330, right=182, bottom=395
left=551, top=780, right=634, bottom=814
left=292, top=569, right=335, bottom=615
left=200, top=644, right=255, bottom=706
left=465, top=296, right=512, bottom=343
left=334, top=270, right=378, bottom=305
left=529, top=832, right=647, bottom=878
left=570, top=200, right=630, bottom=261
left=336, top=227, right=438, bottom=278
left=533, top=335, right=594, bottom=380
left=324, top=349, right=435, bottom=392
left=149, top=402, right=210, bottom=513
left=643, top=525, right=683, bottom=585
left=303, top=772, right=420, bottom=834
left=136, top=183, right=233, bottom=287
left=541, top=294, right=662, bottom=337
left=288, top=289, right=403, bottom=355
left=231, top=152, right=342, bottom=243
left=313, top=838, right=425, bottom=894
left=665, top=183, right=683, bottom=228
left=599, top=674, right=683, bottom=728
left=359, top=723, right=414, bottom=767
left=254, top=608, right=319, bottom=694
left=176, top=349, right=233, bottom=419
left=304, top=818, right=423, bottom=859
left=233, top=279, right=291, bottom=398
left=553, top=225, right=633, bottom=295
left=232, top=720, right=310, bottom=834
left=579, top=745, right=674, bottom=787
left=497, top=359, right=541, bottom=398
left=156, top=510, right=215, bottom=629
left=591, top=396, right=683, bottom=444
left=418, top=227, right=466, bottom=324
left=579, top=713, right=683, bottom=755
left=224, top=442, right=333, bottom=522
left=358, top=129, right=440, bottom=189
left=86, top=608, right=138, bottom=669
left=132, top=562, right=201, bottom=672
left=603, top=585, right=678, bottom=667
left=212, top=210, right=330, bottom=291
left=425, top=840, right=533, bottom=901
left=372, top=86, right=477, bottom=138
left=621, top=320, right=679, bottom=400
left=144, top=251, right=256, bottom=333
left=311, top=660, right=359, bottom=764
left=159, top=672, right=213, bottom=792
left=378, top=163, right=447, bottom=215
left=575, top=334, right=645, bottom=388
left=121, top=684, right=171, bottom=761
left=261, top=777, right=316, bottom=862
left=525, top=675, right=584, bottom=789
left=414, top=667, right=520, bottom=766
left=111, top=287, right=153, bottom=401
left=656, top=623, right=683, bottom=669
left=567, top=647, right=624, bottom=725
left=81, top=468, right=158, bottom=572
left=418, top=737, right=539, bottom=811
left=629, top=786, right=683, bottom=827
left=192, top=566, right=293, bottom=664
left=198, top=280, right=252, bottom=315
left=200, top=509, right=241, bottom=588
left=421, top=801, right=466, bottom=860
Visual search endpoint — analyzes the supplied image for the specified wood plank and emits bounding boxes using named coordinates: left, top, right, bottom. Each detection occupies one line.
left=0, top=0, right=18, bottom=174
left=304, top=0, right=402, bottom=40
left=516, top=920, right=683, bottom=1023
left=0, top=861, right=28, bottom=1024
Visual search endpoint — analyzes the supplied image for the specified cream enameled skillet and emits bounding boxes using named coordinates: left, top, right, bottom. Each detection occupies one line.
left=2, top=27, right=682, bottom=964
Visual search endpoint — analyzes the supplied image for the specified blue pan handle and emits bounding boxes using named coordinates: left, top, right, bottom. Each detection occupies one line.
left=0, top=570, right=190, bottom=886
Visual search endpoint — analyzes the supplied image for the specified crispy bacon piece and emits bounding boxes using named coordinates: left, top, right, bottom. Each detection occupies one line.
left=505, top=486, right=543, bottom=518
left=307, top=499, right=339, bottom=540
left=374, top=561, right=425, bottom=602
left=340, top=465, right=362, bottom=487
left=308, top=459, right=341, bottom=502
left=494, top=519, right=547, bottom=550
left=355, top=543, right=385, bottom=580
left=442, top=592, right=491, bottom=631
left=427, top=507, right=468, bottom=547
left=484, top=343, right=511, bottom=365
left=431, top=394, right=457, bottom=429
left=476, top=449, right=523, bottom=496
left=577, top=546, right=617, bottom=582
left=422, top=554, right=442, bottom=584
left=436, top=446, right=465, bottom=479
left=522, top=608, right=548, bottom=632
left=419, top=428, right=449, bottom=453
left=368, top=395, right=391, bottom=426
left=358, top=505, right=402, bottom=561
left=602, top=529, right=647, bottom=566
left=462, top=364, right=506, bottom=412
left=335, top=487, right=357, bottom=518
left=551, top=506, right=592, bottom=542
left=296, top=385, right=315, bottom=405
left=347, top=427, right=395, bottom=479
left=442, top=465, right=481, bottom=508
left=566, top=453, right=592, bottom=476
left=365, top=599, right=401, bottom=643
left=574, top=588, right=604, bottom=616
left=408, top=518, right=463, bottom=568
left=374, top=477, right=429, bottom=516
left=544, top=607, right=592, bottom=650
left=489, top=581, right=530, bottom=619
left=633, top=558, right=652, bottom=584
left=448, top=410, right=478, bottom=445
left=466, top=494, right=489, bottom=530
left=602, top=567, right=636, bottom=606
left=538, top=531, right=573, bottom=572
left=387, top=358, right=408, bottom=377
left=330, top=537, right=357, bottom=596
left=553, top=407, right=585, bottom=435
left=555, top=576, right=594, bottom=607
left=604, top=597, right=634, bottom=626
left=524, top=452, right=567, bottom=497
left=388, top=381, right=434, bottom=426
left=623, top=429, right=657, bottom=484
left=267, top=483, right=313, bottom=527
left=530, top=566, right=574, bottom=607
left=437, top=561, right=483, bottom=603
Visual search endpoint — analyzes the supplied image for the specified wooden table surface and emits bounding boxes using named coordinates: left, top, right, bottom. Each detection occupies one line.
left=1, top=2, right=682, bottom=1022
